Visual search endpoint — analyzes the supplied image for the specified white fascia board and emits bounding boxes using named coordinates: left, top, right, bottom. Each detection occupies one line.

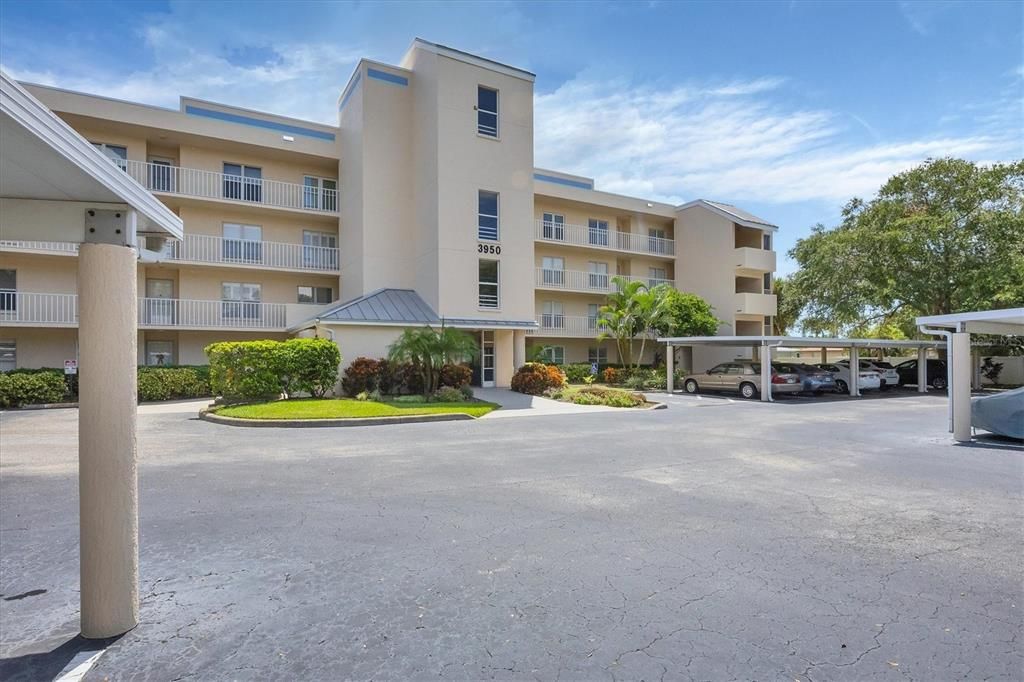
left=1, top=70, right=182, bottom=239
left=658, top=335, right=945, bottom=348
left=916, top=308, right=1024, bottom=331
left=408, top=38, right=536, bottom=82
left=676, top=200, right=779, bottom=232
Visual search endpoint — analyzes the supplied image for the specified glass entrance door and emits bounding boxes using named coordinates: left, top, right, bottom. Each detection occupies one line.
left=481, top=331, right=495, bottom=388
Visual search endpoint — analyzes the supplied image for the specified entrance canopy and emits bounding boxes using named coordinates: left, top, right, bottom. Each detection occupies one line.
left=657, top=334, right=945, bottom=402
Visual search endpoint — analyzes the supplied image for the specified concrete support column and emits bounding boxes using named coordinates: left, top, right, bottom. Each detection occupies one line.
left=951, top=332, right=972, bottom=442
left=78, top=243, right=139, bottom=638
left=494, top=330, right=515, bottom=388
left=760, top=344, right=773, bottom=402
left=666, top=343, right=674, bottom=393
left=917, top=347, right=928, bottom=393
left=512, top=330, right=526, bottom=371
left=849, top=347, right=861, bottom=397
left=820, top=347, right=828, bottom=364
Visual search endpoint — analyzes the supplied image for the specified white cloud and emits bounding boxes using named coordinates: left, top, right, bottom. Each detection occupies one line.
left=534, top=76, right=1019, bottom=205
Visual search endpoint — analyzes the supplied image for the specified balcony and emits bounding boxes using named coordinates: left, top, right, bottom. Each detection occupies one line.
left=0, top=292, right=78, bottom=326
left=535, top=220, right=675, bottom=257
left=119, top=159, right=339, bottom=215
left=0, top=292, right=315, bottom=331
left=534, top=314, right=602, bottom=338
left=0, top=236, right=340, bottom=273
left=734, top=292, right=777, bottom=317
left=153, top=234, right=339, bottom=273
left=535, top=268, right=675, bottom=295
left=734, top=247, right=776, bottom=276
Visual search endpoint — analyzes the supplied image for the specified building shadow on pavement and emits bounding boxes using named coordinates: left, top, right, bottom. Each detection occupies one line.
left=0, top=633, right=121, bottom=682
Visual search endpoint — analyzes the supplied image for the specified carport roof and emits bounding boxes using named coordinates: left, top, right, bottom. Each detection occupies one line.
left=658, top=335, right=945, bottom=349
left=916, top=308, right=1024, bottom=335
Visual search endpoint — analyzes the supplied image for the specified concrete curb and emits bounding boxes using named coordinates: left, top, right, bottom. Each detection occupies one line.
left=642, top=401, right=667, bottom=410
left=199, top=409, right=477, bottom=428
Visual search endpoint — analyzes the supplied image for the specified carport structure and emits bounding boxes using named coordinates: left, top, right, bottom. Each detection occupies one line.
left=659, top=335, right=945, bottom=402
left=917, top=308, right=1024, bottom=442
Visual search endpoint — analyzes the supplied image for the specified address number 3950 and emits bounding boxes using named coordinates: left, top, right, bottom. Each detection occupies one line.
left=477, top=243, right=501, bottom=255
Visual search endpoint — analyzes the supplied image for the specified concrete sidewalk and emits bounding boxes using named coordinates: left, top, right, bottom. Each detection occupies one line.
left=473, top=387, right=617, bottom=417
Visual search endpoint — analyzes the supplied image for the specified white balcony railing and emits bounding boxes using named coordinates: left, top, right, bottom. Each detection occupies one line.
left=535, top=268, right=675, bottom=294
left=0, top=240, right=79, bottom=255
left=153, top=234, right=339, bottom=272
left=534, top=315, right=602, bottom=337
left=535, top=220, right=675, bottom=257
left=0, top=292, right=78, bottom=325
left=138, top=298, right=287, bottom=329
left=120, top=159, right=339, bottom=214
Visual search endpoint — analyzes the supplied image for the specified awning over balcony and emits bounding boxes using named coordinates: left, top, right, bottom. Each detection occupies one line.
left=289, top=288, right=538, bottom=332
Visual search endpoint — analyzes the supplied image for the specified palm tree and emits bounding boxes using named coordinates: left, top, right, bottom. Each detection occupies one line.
left=597, top=278, right=673, bottom=369
left=387, top=324, right=478, bottom=395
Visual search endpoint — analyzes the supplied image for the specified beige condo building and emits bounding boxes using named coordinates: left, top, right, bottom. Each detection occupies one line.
left=0, top=38, right=777, bottom=388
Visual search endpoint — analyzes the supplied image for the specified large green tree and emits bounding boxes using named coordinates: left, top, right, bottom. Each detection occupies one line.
left=597, top=278, right=673, bottom=368
left=656, top=289, right=720, bottom=338
left=789, top=158, right=1024, bottom=335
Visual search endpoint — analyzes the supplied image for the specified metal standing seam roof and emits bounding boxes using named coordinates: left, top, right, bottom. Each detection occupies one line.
left=702, top=200, right=777, bottom=229
left=291, top=288, right=539, bottom=331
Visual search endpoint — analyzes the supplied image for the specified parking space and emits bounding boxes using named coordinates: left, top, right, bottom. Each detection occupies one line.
left=660, top=384, right=947, bottom=407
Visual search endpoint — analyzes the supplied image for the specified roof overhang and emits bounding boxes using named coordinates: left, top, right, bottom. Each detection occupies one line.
left=675, top=199, right=779, bottom=232
left=916, top=308, right=1024, bottom=335
left=658, top=335, right=945, bottom=349
left=1, top=70, right=182, bottom=240
left=292, top=318, right=539, bottom=333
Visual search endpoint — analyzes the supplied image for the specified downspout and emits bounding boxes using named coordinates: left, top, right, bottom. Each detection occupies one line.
left=918, top=325, right=953, bottom=433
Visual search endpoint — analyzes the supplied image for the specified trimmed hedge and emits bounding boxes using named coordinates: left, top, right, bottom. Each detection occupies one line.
left=137, top=367, right=211, bottom=402
left=341, top=358, right=469, bottom=397
left=511, top=363, right=566, bottom=396
left=0, top=371, right=67, bottom=407
left=562, top=363, right=595, bottom=383
left=205, top=338, right=341, bottom=402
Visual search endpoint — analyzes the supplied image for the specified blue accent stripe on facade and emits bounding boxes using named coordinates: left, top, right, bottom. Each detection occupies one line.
left=338, top=72, right=361, bottom=112
left=533, top=173, right=593, bottom=190
left=367, top=68, right=409, bottom=87
left=183, top=105, right=335, bottom=141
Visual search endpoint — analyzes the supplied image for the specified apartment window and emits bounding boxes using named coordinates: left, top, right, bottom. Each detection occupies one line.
left=146, top=341, right=174, bottom=366
left=588, top=219, right=609, bottom=246
left=763, top=233, right=772, bottom=250
left=223, top=223, right=263, bottom=263
left=588, top=347, right=608, bottom=365
left=298, top=286, right=333, bottom=304
left=648, top=267, right=667, bottom=287
left=541, top=301, right=564, bottom=329
left=478, top=190, right=499, bottom=241
left=478, top=260, right=499, bottom=308
left=0, top=340, right=14, bottom=371
left=540, top=346, right=565, bottom=365
left=588, top=261, right=609, bottom=289
left=223, top=163, right=262, bottom=202
left=148, top=157, right=175, bottom=192
left=648, top=228, right=668, bottom=254
left=542, top=212, right=565, bottom=241
left=91, top=142, right=127, bottom=170
left=0, top=269, right=15, bottom=313
left=222, top=282, right=262, bottom=319
left=763, top=272, right=772, bottom=294
left=587, top=303, right=600, bottom=330
left=303, top=230, right=338, bottom=269
left=477, top=86, right=498, bottom=137
left=541, top=256, right=564, bottom=285
left=304, top=176, right=338, bottom=211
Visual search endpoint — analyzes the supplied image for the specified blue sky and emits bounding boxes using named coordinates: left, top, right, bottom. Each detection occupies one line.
left=1, top=0, right=1021, bottom=273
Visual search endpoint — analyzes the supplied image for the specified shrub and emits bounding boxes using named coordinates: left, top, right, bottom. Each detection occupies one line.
left=562, top=363, right=594, bottom=384
left=459, top=384, right=474, bottom=400
left=205, top=340, right=284, bottom=402
left=511, top=363, right=566, bottom=395
left=568, top=386, right=645, bottom=408
left=137, top=367, right=211, bottom=402
left=431, top=386, right=465, bottom=402
left=280, top=338, right=341, bottom=397
left=439, top=363, right=473, bottom=388
left=623, top=374, right=648, bottom=391
left=0, top=371, right=67, bottom=407
left=342, top=357, right=382, bottom=396
left=603, top=367, right=622, bottom=385
left=7, top=367, right=77, bottom=397
left=355, top=390, right=371, bottom=401
left=375, top=359, right=403, bottom=395
left=399, top=362, right=425, bottom=395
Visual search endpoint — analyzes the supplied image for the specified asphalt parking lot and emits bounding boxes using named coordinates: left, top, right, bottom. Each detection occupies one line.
left=1, top=394, right=1021, bottom=680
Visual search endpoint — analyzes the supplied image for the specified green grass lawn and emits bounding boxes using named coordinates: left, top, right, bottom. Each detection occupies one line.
left=214, top=398, right=498, bottom=420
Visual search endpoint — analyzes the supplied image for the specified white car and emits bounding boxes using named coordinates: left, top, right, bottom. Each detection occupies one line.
left=816, top=363, right=882, bottom=393
left=836, top=359, right=900, bottom=389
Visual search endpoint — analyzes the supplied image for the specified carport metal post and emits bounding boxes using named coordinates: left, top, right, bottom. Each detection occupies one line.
left=951, top=332, right=972, bottom=442
left=849, top=346, right=861, bottom=397
left=666, top=343, right=674, bottom=393
left=760, top=342, right=773, bottom=402
left=917, top=347, right=928, bottom=393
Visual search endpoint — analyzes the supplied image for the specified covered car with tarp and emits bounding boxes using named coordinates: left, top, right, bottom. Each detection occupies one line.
left=972, top=387, right=1024, bottom=440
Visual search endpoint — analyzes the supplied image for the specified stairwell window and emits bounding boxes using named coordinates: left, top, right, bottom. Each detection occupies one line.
left=477, top=86, right=498, bottom=137
left=763, top=272, right=772, bottom=294
left=479, top=260, right=499, bottom=308
left=478, top=190, right=499, bottom=241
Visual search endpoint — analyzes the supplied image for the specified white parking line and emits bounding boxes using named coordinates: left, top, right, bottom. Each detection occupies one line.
left=54, top=649, right=106, bottom=682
